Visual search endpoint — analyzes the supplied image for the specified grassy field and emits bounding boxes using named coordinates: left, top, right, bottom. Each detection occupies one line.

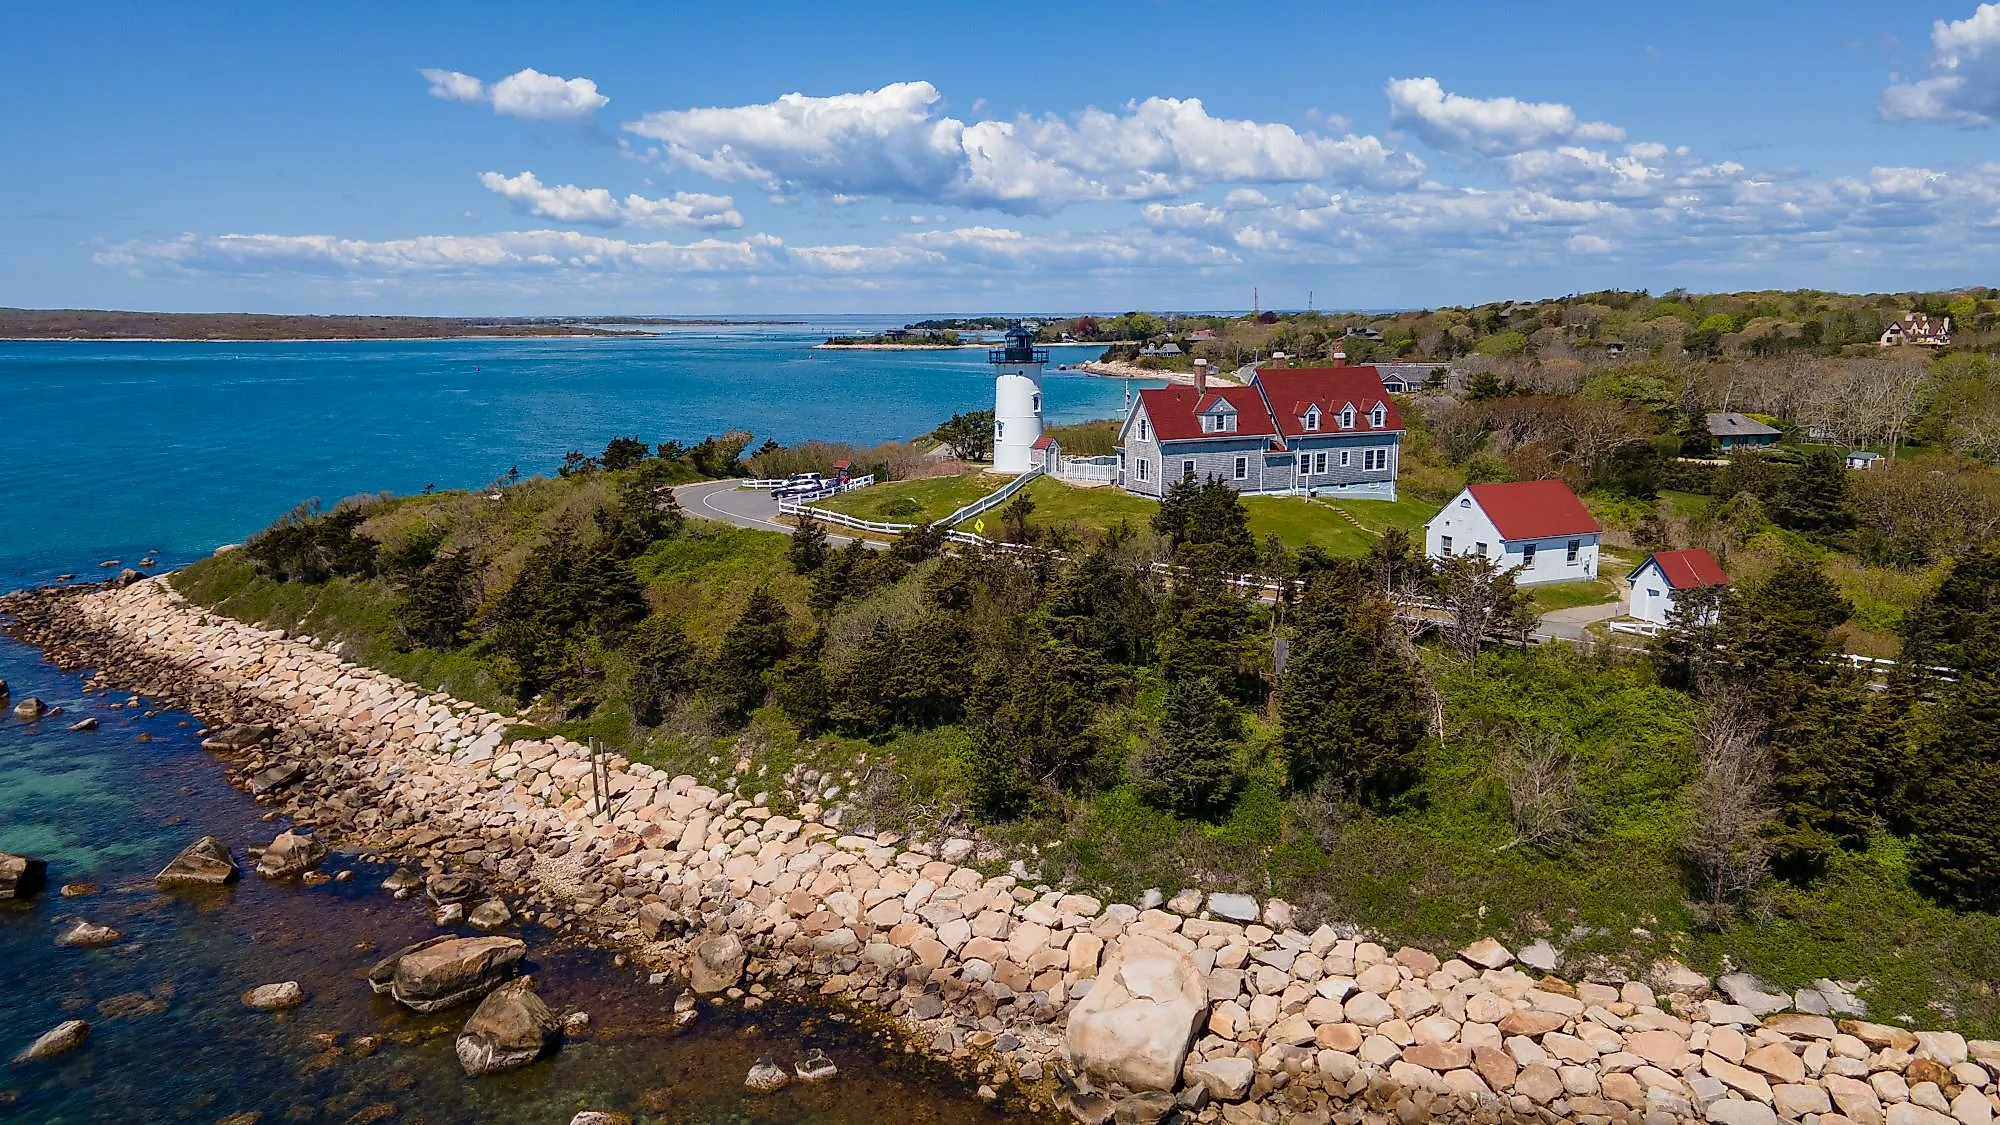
left=1527, top=577, right=1621, bottom=614
left=815, top=473, right=997, bottom=524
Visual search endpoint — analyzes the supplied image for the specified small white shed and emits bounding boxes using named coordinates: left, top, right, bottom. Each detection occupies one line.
left=1627, top=548, right=1729, bottom=626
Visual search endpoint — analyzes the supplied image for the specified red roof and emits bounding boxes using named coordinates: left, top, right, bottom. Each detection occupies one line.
left=1251, top=367, right=1404, bottom=438
left=1030, top=435, right=1052, bottom=451
left=1133, top=384, right=1278, bottom=442
left=1465, top=480, right=1602, bottom=540
left=1637, top=548, right=1728, bottom=590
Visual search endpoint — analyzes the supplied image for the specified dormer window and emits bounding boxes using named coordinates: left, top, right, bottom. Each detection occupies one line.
left=1370, top=405, right=1386, bottom=428
left=1340, top=406, right=1356, bottom=429
left=1303, top=407, right=1320, bottom=432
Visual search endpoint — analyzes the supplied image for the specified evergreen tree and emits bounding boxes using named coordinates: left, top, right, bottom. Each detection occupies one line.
left=485, top=527, right=646, bottom=703
left=1909, top=621, right=2000, bottom=909
left=601, top=436, right=650, bottom=472
left=396, top=547, right=479, bottom=650
left=1137, top=674, right=1242, bottom=818
left=1898, top=547, right=2000, bottom=678
left=1278, top=568, right=1428, bottom=801
left=625, top=615, right=697, bottom=725
left=712, top=588, right=792, bottom=713
left=1157, top=565, right=1263, bottom=702
left=1039, top=541, right=1157, bottom=667
left=1777, top=449, right=1852, bottom=535
left=789, top=513, right=831, bottom=574
left=965, top=636, right=1107, bottom=816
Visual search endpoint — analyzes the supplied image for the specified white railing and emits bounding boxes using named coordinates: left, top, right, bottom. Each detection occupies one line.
left=943, top=466, right=1043, bottom=526
left=739, top=478, right=788, bottom=489
left=1608, top=619, right=1662, bottom=637
left=1056, top=456, right=1119, bottom=484
left=777, top=502, right=913, bottom=536
left=786, top=474, right=875, bottom=503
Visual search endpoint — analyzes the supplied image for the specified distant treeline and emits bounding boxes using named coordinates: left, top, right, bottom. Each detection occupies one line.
left=0, top=309, right=788, bottom=341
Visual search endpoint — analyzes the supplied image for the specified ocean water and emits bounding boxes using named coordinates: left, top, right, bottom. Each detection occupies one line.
left=0, top=324, right=1130, bottom=586
left=0, top=324, right=1118, bottom=1122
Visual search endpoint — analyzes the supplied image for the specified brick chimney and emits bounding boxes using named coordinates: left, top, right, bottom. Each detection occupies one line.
left=1192, top=357, right=1208, bottom=394
left=1269, top=351, right=1287, bottom=369
left=1331, top=347, right=1347, bottom=365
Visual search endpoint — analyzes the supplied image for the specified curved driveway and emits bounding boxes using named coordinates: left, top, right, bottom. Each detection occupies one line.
left=674, top=479, right=884, bottom=548
left=676, top=479, right=790, bottom=534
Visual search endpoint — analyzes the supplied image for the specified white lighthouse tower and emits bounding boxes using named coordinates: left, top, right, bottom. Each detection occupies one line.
left=990, top=322, right=1046, bottom=474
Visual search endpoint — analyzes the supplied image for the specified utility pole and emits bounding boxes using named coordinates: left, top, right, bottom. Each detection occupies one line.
left=1253, top=287, right=1259, bottom=317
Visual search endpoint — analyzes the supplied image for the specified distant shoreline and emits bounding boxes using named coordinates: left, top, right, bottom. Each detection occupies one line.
left=1080, top=358, right=1238, bottom=386
left=0, top=308, right=805, bottom=343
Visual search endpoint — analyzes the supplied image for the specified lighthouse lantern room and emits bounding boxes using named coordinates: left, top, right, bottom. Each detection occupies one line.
left=990, top=322, right=1047, bottom=474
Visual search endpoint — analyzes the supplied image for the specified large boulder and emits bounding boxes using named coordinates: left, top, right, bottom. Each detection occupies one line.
left=201, top=723, right=276, bottom=752
left=372, top=935, right=526, bottom=1013
left=12, top=1019, right=89, bottom=1064
left=156, top=836, right=239, bottom=887
left=1065, top=931, right=1208, bottom=1092
left=426, top=872, right=485, bottom=907
left=55, top=920, right=124, bottom=948
left=247, top=762, right=303, bottom=796
left=689, top=932, right=746, bottom=994
left=255, top=831, right=325, bottom=879
left=242, top=981, right=306, bottom=1011
left=0, top=852, right=47, bottom=900
left=455, top=978, right=560, bottom=1076
left=13, top=697, right=47, bottom=721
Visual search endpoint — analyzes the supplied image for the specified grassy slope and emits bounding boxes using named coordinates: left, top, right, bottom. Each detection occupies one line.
left=162, top=477, right=2000, bottom=1035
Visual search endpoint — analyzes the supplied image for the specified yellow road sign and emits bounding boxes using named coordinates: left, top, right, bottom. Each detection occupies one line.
left=974, top=519, right=985, bottom=534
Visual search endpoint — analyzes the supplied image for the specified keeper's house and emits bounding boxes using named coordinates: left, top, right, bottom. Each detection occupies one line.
left=1424, top=479, right=1602, bottom=585
left=1116, top=364, right=1404, bottom=499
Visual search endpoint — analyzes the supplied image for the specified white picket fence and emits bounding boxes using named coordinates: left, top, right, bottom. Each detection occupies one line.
left=1055, top=456, right=1119, bottom=485
left=777, top=502, right=915, bottom=536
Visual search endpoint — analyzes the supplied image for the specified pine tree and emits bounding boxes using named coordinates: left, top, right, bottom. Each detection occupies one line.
left=1278, top=569, right=1428, bottom=801
left=712, top=588, right=792, bottom=714
left=1776, top=448, right=1851, bottom=535
left=1137, top=674, right=1242, bottom=818
left=1910, top=622, right=2000, bottom=909
left=789, top=513, right=831, bottom=574
left=396, top=547, right=479, bottom=650
left=626, top=615, right=697, bottom=726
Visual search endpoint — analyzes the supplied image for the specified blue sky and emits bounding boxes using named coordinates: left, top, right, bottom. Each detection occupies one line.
left=5, top=0, right=1998, bottom=314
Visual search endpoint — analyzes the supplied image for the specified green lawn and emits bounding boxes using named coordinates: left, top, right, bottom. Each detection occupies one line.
left=815, top=472, right=997, bottom=524
left=1527, top=577, right=1621, bottom=614
left=1658, top=490, right=1711, bottom=521
left=1323, top=493, right=1440, bottom=536
left=1243, top=496, right=1376, bottom=554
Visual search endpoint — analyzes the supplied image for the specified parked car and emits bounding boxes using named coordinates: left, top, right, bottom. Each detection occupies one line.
left=770, top=472, right=825, bottom=499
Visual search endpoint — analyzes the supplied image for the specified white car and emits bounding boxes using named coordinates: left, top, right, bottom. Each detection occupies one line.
left=770, top=473, right=826, bottom=498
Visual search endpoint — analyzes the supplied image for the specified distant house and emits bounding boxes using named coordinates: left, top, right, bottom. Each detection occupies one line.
left=1628, top=548, right=1728, bottom=627
left=1881, top=313, right=1952, bottom=348
left=1373, top=362, right=1440, bottom=394
left=1706, top=412, right=1782, bottom=450
left=1846, top=451, right=1885, bottom=470
left=1158, top=342, right=1183, bottom=357
left=1188, top=329, right=1216, bottom=343
left=1424, top=480, right=1602, bottom=586
left=1116, top=365, right=1404, bottom=499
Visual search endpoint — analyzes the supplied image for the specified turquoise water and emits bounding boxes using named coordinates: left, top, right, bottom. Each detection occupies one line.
left=0, top=325, right=1115, bottom=1121
left=0, top=325, right=1129, bottom=586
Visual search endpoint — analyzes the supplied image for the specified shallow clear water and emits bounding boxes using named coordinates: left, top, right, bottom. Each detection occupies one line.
left=0, top=323, right=1110, bottom=1122
left=0, top=633, right=1016, bottom=1123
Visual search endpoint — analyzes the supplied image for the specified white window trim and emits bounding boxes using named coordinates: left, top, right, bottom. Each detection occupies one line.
left=1233, top=455, right=1248, bottom=480
left=1181, top=458, right=1196, bottom=478
left=1303, top=408, right=1320, bottom=431
left=1340, top=407, right=1356, bottom=429
left=1137, top=459, right=1149, bottom=481
left=1340, top=450, right=1351, bottom=467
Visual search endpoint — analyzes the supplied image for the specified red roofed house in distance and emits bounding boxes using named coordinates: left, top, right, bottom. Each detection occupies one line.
left=1627, top=547, right=1729, bottom=626
left=1423, top=479, right=1603, bottom=585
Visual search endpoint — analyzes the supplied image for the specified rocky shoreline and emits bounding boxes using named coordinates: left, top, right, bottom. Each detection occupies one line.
left=7, top=576, right=2000, bottom=1125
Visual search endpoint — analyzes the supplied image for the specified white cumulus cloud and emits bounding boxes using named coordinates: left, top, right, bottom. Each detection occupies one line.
left=1385, top=77, right=1626, bottom=155
left=420, top=67, right=609, bottom=123
left=477, top=171, right=741, bottom=229
left=1880, top=3, right=2000, bottom=126
left=624, top=81, right=1420, bottom=214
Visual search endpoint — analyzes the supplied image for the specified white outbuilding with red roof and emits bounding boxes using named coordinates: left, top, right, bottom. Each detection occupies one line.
left=1424, top=480, right=1603, bottom=585
left=1627, top=548, right=1728, bottom=626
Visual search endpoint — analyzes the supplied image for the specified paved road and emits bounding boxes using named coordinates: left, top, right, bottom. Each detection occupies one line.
left=676, top=479, right=790, bottom=533
left=675, top=479, right=886, bottom=548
